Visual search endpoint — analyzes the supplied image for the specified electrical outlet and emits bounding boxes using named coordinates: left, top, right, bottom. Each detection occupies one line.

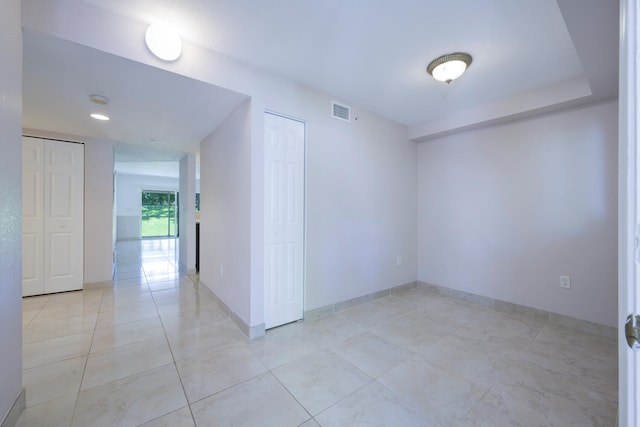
left=560, top=275, right=571, bottom=289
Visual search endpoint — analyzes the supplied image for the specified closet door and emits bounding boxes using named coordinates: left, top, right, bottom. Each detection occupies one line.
left=22, top=138, right=45, bottom=296
left=43, top=140, right=84, bottom=294
left=22, top=137, right=84, bottom=296
left=264, top=112, right=305, bottom=329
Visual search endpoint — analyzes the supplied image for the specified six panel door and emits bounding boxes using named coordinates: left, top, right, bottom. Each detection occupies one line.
left=264, top=113, right=305, bottom=329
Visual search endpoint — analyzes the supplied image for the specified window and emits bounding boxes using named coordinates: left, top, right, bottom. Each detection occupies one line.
left=141, top=190, right=177, bottom=238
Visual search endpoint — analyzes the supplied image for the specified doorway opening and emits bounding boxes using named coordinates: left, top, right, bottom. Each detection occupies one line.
left=141, top=190, right=178, bottom=238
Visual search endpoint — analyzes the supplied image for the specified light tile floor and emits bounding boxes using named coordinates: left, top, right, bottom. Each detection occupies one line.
left=18, top=238, right=618, bottom=426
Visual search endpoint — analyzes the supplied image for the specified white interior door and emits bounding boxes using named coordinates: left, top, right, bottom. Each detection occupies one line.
left=264, top=112, right=305, bottom=329
left=22, top=138, right=44, bottom=296
left=43, top=140, right=84, bottom=294
left=620, top=0, right=638, bottom=424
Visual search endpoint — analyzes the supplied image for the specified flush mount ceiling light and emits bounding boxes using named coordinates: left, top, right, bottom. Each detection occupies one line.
left=145, top=23, right=182, bottom=61
left=90, top=113, right=110, bottom=121
left=89, top=95, right=110, bottom=120
left=427, top=52, right=472, bottom=84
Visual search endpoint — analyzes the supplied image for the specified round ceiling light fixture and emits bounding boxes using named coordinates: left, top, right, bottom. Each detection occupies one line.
left=90, top=113, right=110, bottom=121
left=427, top=52, right=472, bottom=84
left=145, top=23, right=182, bottom=61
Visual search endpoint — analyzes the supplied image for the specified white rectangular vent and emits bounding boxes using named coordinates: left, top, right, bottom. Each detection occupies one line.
left=331, top=101, right=351, bottom=122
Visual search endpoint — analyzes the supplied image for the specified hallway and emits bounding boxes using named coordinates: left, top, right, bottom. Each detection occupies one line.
left=18, top=239, right=618, bottom=426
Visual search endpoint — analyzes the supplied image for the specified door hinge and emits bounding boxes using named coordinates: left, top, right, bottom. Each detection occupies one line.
left=626, top=314, right=640, bottom=349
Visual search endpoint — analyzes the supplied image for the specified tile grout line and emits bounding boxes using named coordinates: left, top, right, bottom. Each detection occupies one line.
left=69, top=287, right=106, bottom=427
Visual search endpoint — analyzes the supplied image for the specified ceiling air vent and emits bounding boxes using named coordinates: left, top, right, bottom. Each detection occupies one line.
left=331, top=101, right=351, bottom=123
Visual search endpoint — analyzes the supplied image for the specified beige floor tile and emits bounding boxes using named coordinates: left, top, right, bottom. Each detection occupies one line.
left=394, top=287, right=448, bottom=306
left=147, top=277, right=195, bottom=291
left=99, top=284, right=150, bottom=298
left=23, top=356, right=86, bottom=407
left=95, top=304, right=159, bottom=329
left=17, top=238, right=620, bottom=427
left=23, top=332, right=93, bottom=369
left=36, top=300, right=101, bottom=321
left=16, top=394, right=77, bottom=427
left=417, top=335, right=513, bottom=389
left=371, top=295, right=421, bottom=316
left=23, top=313, right=98, bottom=344
left=90, top=316, right=165, bottom=353
left=154, top=298, right=213, bottom=318
left=22, top=309, right=40, bottom=328
left=517, top=338, right=618, bottom=398
left=369, top=311, right=454, bottom=352
left=302, top=314, right=366, bottom=343
left=110, top=277, right=149, bottom=287
left=272, top=349, right=371, bottom=416
left=22, top=295, right=50, bottom=311
left=331, top=332, right=412, bottom=378
left=248, top=329, right=321, bottom=369
left=378, top=356, right=486, bottom=426
left=448, top=322, right=535, bottom=360
left=160, top=306, right=227, bottom=333
left=139, top=407, right=195, bottom=427
left=81, top=336, right=173, bottom=390
left=337, top=301, right=405, bottom=329
left=535, top=322, right=617, bottom=361
left=177, top=343, right=268, bottom=403
left=72, top=364, right=187, bottom=427
left=315, top=381, right=430, bottom=427
left=113, top=269, right=146, bottom=280
left=45, top=290, right=103, bottom=306
left=146, top=272, right=183, bottom=282
left=166, top=319, right=248, bottom=360
left=466, top=363, right=617, bottom=427
left=462, top=387, right=553, bottom=426
left=98, top=292, right=155, bottom=312
left=470, top=311, right=547, bottom=340
left=191, top=372, right=309, bottom=427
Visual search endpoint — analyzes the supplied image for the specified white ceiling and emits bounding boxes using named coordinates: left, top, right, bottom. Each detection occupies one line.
left=22, top=29, right=248, bottom=162
left=21, top=0, right=618, bottom=165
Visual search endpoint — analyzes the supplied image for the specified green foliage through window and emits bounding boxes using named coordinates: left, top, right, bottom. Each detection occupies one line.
left=141, top=191, right=177, bottom=237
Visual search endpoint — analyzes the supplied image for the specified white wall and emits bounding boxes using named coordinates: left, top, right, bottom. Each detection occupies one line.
left=84, top=137, right=115, bottom=283
left=417, top=100, right=618, bottom=327
left=304, top=99, right=418, bottom=311
left=179, top=153, right=196, bottom=273
left=0, top=0, right=23, bottom=422
left=115, top=173, right=179, bottom=240
left=200, top=99, right=253, bottom=326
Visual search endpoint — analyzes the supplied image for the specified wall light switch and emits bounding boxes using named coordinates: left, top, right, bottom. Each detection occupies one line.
left=560, top=275, right=571, bottom=289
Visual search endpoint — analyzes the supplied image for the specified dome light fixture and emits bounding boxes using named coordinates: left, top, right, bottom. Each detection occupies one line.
left=427, top=52, right=472, bottom=84
left=145, top=23, right=182, bottom=61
